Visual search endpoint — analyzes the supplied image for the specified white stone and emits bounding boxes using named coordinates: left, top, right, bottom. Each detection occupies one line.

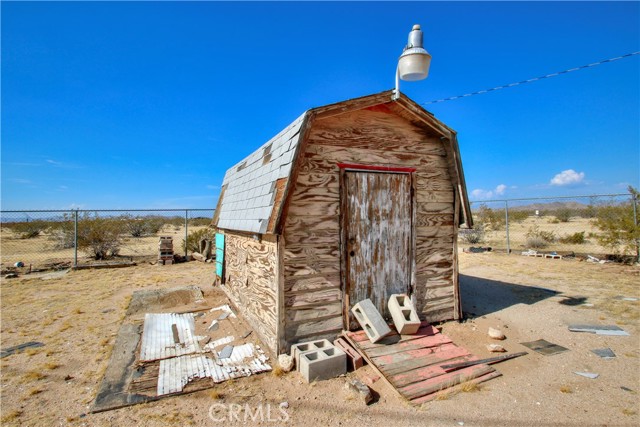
left=488, top=327, right=506, bottom=340
left=487, top=344, right=507, bottom=352
left=278, top=354, right=294, bottom=372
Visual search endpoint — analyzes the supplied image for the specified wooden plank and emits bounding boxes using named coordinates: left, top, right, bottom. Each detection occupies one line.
left=416, top=202, right=454, bottom=214
left=364, top=334, right=453, bottom=358
left=416, top=225, right=454, bottom=239
left=295, top=173, right=339, bottom=189
left=267, top=178, right=287, bottom=233
left=284, top=273, right=340, bottom=293
left=284, top=261, right=339, bottom=277
left=284, top=244, right=340, bottom=261
left=411, top=370, right=502, bottom=405
left=376, top=343, right=470, bottom=376
left=398, top=364, right=495, bottom=400
left=285, top=302, right=343, bottom=323
left=282, top=228, right=338, bottom=245
left=415, top=213, right=454, bottom=227
left=388, top=354, right=481, bottom=388
left=290, top=185, right=339, bottom=204
left=304, top=146, right=449, bottom=170
left=414, top=178, right=453, bottom=192
left=284, top=287, right=341, bottom=308
left=285, top=316, right=343, bottom=340
left=416, top=190, right=454, bottom=204
left=440, top=352, right=528, bottom=372
left=285, top=216, right=339, bottom=232
left=288, top=200, right=339, bottom=217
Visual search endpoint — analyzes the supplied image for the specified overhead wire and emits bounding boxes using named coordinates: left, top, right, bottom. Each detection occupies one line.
left=422, top=51, right=640, bottom=105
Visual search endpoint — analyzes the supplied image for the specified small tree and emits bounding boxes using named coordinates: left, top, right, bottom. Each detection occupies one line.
left=592, top=186, right=639, bottom=261
left=183, top=227, right=216, bottom=253
left=475, top=204, right=505, bottom=231
left=11, top=220, right=48, bottom=239
left=554, top=207, right=573, bottom=223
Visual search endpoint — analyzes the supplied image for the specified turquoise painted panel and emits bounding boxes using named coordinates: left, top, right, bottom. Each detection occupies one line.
left=215, top=233, right=225, bottom=278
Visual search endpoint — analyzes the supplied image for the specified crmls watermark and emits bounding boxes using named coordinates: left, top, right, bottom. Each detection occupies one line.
left=208, top=403, right=290, bottom=423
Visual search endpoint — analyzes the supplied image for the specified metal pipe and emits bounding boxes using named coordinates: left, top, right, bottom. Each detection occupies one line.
left=632, top=192, right=639, bottom=262
left=184, top=210, right=189, bottom=259
left=393, top=65, right=400, bottom=100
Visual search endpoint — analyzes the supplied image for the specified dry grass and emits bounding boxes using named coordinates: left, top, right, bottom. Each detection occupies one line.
left=42, top=361, right=61, bottom=370
left=460, top=380, right=482, bottom=393
left=622, top=408, right=637, bottom=416
left=271, top=365, right=285, bottom=377
left=209, top=389, right=224, bottom=400
left=559, top=385, right=573, bottom=394
left=21, top=370, right=48, bottom=382
left=27, top=387, right=44, bottom=396
left=1, top=410, right=23, bottom=423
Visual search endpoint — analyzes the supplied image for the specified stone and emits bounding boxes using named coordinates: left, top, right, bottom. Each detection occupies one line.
left=278, top=354, right=295, bottom=372
left=345, top=378, right=373, bottom=405
left=488, top=327, right=506, bottom=340
left=487, top=344, right=507, bottom=352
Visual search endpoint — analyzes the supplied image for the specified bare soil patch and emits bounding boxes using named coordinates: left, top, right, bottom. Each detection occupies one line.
left=1, top=253, right=638, bottom=426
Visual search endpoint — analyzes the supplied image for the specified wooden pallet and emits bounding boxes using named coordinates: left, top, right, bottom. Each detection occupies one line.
left=343, top=321, right=501, bottom=404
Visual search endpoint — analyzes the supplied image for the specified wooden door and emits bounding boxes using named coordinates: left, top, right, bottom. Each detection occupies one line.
left=343, top=171, right=412, bottom=329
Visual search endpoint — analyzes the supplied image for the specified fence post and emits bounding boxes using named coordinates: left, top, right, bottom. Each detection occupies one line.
left=73, top=209, right=78, bottom=267
left=185, top=210, right=189, bottom=258
left=632, top=192, right=639, bottom=263
left=505, top=201, right=510, bottom=254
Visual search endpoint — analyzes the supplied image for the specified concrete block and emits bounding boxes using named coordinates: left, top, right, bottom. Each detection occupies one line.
left=334, top=338, right=364, bottom=371
left=290, top=339, right=332, bottom=369
left=388, top=294, right=421, bottom=335
left=299, top=346, right=347, bottom=382
left=351, top=299, right=392, bottom=343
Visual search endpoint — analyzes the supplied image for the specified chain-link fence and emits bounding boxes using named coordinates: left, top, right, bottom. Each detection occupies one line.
left=460, top=193, right=639, bottom=260
left=0, top=209, right=215, bottom=271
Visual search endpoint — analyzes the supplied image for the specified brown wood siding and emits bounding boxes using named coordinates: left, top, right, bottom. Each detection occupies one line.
left=222, top=232, right=278, bottom=353
left=282, top=107, right=456, bottom=348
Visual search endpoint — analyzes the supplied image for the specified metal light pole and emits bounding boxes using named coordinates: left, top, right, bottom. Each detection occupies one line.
left=392, top=25, right=432, bottom=100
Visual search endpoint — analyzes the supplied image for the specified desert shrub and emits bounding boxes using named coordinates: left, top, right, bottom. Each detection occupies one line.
left=183, top=227, right=216, bottom=253
left=76, top=213, right=124, bottom=260
left=122, top=215, right=166, bottom=237
left=509, top=210, right=529, bottom=223
left=460, top=225, right=484, bottom=244
left=559, top=231, right=586, bottom=245
left=189, top=217, right=213, bottom=227
left=11, top=220, right=48, bottom=239
left=553, top=208, right=573, bottom=223
left=525, top=225, right=556, bottom=249
left=474, top=205, right=505, bottom=231
left=591, top=186, right=639, bottom=260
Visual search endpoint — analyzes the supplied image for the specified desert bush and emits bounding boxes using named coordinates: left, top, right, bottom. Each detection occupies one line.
left=559, top=231, right=586, bottom=245
left=189, top=217, right=213, bottom=227
left=591, top=186, right=639, bottom=260
left=474, top=205, right=505, bottom=231
left=525, top=225, right=556, bottom=249
left=76, top=213, right=124, bottom=260
left=460, top=225, right=485, bottom=244
left=553, top=207, right=573, bottom=223
left=122, top=215, right=166, bottom=237
left=11, top=220, right=48, bottom=239
left=182, top=227, right=216, bottom=253
left=509, top=210, right=529, bottom=223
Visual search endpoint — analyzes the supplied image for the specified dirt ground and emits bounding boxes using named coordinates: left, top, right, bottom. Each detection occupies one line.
left=1, top=252, right=638, bottom=426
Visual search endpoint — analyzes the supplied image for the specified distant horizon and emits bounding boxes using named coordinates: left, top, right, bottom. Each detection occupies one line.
left=2, top=2, right=638, bottom=210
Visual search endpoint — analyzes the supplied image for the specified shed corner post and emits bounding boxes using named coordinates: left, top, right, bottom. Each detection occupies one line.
left=276, top=234, right=286, bottom=355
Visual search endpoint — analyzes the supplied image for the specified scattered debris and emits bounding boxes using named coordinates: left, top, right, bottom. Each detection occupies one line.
left=218, top=345, right=234, bottom=359
left=568, top=324, right=630, bottom=336
left=126, top=285, right=204, bottom=316
left=0, top=341, right=44, bottom=358
left=280, top=401, right=289, bottom=409
left=520, top=339, right=569, bottom=356
left=277, top=354, right=294, bottom=372
left=465, top=246, right=492, bottom=253
left=620, top=386, right=634, bottom=393
left=587, top=255, right=600, bottom=263
left=614, top=296, right=639, bottom=301
left=241, top=331, right=252, bottom=339
left=574, top=372, right=599, bottom=379
left=441, top=352, right=527, bottom=372
left=488, top=327, right=506, bottom=340
left=334, top=337, right=364, bottom=371
left=204, top=336, right=234, bottom=351
left=209, top=304, right=236, bottom=318
left=345, top=378, right=373, bottom=405
left=363, top=374, right=381, bottom=386
left=140, top=313, right=202, bottom=362
left=487, top=344, right=507, bottom=353
left=208, top=320, right=219, bottom=332
left=14, top=261, right=24, bottom=267
left=4, top=273, right=18, bottom=279
left=591, top=348, right=616, bottom=359
left=217, top=311, right=230, bottom=321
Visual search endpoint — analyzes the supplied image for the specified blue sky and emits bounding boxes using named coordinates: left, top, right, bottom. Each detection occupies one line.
left=2, top=1, right=638, bottom=210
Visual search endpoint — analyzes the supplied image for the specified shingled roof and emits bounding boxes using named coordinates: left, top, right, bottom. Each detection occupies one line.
left=213, top=90, right=472, bottom=234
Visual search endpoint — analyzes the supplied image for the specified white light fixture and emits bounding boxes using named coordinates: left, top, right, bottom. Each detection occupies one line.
left=393, top=24, right=432, bottom=100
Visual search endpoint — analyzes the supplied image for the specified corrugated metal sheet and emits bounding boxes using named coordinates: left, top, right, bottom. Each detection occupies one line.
left=156, top=344, right=272, bottom=395
left=139, top=313, right=202, bottom=362
left=216, top=112, right=306, bottom=234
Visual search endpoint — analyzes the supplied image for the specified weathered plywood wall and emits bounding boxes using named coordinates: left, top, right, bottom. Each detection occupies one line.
left=222, top=232, right=278, bottom=353
left=282, top=105, right=456, bottom=347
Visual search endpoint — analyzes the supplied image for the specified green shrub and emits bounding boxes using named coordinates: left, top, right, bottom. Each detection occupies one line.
left=591, top=187, right=639, bottom=259
left=554, top=208, right=573, bottom=223
left=122, top=215, right=166, bottom=237
left=509, top=211, right=529, bottom=223
left=182, top=227, right=216, bottom=253
left=460, top=225, right=485, bottom=244
left=11, top=220, right=48, bottom=239
left=76, top=213, right=124, bottom=260
left=474, top=205, right=505, bottom=231
left=525, top=225, right=556, bottom=249
left=559, top=231, right=586, bottom=245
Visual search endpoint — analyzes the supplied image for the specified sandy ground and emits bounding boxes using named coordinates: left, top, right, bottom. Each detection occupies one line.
left=1, top=253, right=638, bottom=426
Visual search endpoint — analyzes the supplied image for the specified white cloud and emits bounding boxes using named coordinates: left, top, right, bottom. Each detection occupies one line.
left=471, top=184, right=508, bottom=200
left=550, top=169, right=585, bottom=186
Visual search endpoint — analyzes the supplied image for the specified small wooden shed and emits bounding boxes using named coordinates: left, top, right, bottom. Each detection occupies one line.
left=213, top=90, right=472, bottom=355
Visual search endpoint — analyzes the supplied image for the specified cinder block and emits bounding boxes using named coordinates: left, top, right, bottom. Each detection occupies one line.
left=299, top=346, right=347, bottom=382
left=290, top=339, right=332, bottom=369
left=334, top=337, right=364, bottom=371
left=388, top=294, right=421, bottom=335
left=351, top=299, right=392, bottom=343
